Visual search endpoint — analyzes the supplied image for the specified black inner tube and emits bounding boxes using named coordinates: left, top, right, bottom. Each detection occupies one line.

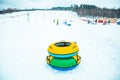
left=55, top=42, right=71, bottom=47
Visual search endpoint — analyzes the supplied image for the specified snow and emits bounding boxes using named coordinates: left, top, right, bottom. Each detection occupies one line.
left=0, top=10, right=120, bottom=80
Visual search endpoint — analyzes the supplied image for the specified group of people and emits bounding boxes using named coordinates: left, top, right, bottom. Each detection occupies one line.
left=53, top=19, right=72, bottom=26
left=87, top=19, right=111, bottom=25
left=87, top=19, right=97, bottom=24
left=103, top=20, right=111, bottom=25
left=53, top=19, right=59, bottom=25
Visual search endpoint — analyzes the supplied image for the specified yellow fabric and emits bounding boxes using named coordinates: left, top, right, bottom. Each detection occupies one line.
left=48, top=42, right=79, bottom=54
left=72, top=55, right=81, bottom=64
left=46, top=56, right=53, bottom=64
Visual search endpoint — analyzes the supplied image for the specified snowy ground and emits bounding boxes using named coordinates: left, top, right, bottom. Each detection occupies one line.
left=0, top=10, right=120, bottom=80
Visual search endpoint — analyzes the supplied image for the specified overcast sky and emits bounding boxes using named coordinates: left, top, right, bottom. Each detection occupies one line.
left=0, top=0, right=120, bottom=10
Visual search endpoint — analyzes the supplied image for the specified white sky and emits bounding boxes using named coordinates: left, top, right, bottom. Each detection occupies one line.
left=0, top=0, right=120, bottom=10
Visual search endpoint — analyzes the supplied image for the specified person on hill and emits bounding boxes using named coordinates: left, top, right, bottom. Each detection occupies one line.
left=27, top=13, right=29, bottom=21
left=108, top=20, right=110, bottom=25
left=95, top=19, right=97, bottom=24
left=56, top=19, right=59, bottom=25
left=87, top=20, right=90, bottom=24
left=103, top=21, right=107, bottom=25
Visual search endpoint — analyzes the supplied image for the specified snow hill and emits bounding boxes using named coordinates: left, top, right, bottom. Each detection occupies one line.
left=0, top=10, right=120, bottom=80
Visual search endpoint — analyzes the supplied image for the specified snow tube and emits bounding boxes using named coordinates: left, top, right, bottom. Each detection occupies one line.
left=46, top=41, right=81, bottom=68
left=117, top=21, right=120, bottom=25
left=98, top=20, right=103, bottom=23
left=46, top=55, right=81, bottom=68
left=48, top=41, right=79, bottom=55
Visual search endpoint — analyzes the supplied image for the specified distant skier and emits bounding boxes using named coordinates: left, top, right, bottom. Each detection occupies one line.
left=108, top=20, right=110, bottom=25
left=87, top=20, right=90, bottom=24
left=95, top=19, right=97, bottom=24
left=56, top=19, right=59, bottom=25
left=53, top=19, right=55, bottom=23
left=63, top=20, right=67, bottom=25
left=103, top=21, right=107, bottom=25
left=27, top=13, right=29, bottom=21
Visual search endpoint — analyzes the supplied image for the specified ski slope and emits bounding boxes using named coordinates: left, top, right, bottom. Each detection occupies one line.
left=0, top=11, right=120, bottom=80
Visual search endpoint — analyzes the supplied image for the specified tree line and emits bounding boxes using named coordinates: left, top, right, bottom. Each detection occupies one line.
left=0, top=4, right=120, bottom=18
left=71, top=4, right=120, bottom=18
left=0, top=8, right=46, bottom=14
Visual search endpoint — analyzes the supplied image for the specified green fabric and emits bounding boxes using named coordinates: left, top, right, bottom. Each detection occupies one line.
left=50, top=57, right=77, bottom=68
